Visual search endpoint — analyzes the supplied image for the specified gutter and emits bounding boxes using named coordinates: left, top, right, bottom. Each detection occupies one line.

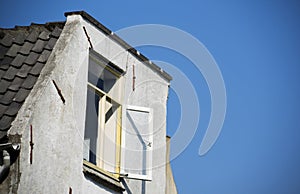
left=0, top=143, right=20, bottom=183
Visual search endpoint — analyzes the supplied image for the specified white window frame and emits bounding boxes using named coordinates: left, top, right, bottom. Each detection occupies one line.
left=83, top=51, right=123, bottom=179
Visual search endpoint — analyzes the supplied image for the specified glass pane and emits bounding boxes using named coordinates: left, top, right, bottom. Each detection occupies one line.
left=84, top=87, right=101, bottom=165
left=88, top=57, right=117, bottom=93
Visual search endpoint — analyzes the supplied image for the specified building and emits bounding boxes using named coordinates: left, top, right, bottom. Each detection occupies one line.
left=0, top=11, right=177, bottom=194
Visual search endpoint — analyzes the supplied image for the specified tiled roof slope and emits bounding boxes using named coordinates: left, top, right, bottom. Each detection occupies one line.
left=0, top=22, right=65, bottom=141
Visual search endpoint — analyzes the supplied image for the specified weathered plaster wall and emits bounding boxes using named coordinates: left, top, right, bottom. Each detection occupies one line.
left=83, top=176, right=120, bottom=194
left=81, top=16, right=170, bottom=194
left=7, top=13, right=170, bottom=194
left=8, top=15, right=90, bottom=194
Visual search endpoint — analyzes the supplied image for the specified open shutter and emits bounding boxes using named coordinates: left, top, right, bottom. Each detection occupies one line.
left=121, top=105, right=153, bottom=180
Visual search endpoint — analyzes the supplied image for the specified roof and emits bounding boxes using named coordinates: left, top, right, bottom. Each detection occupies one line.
left=65, top=11, right=172, bottom=81
left=0, top=22, right=65, bottom=141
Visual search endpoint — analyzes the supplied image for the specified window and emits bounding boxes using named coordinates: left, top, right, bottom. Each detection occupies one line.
left=83, top=50, right=153, bottom=181
left=83, top=50, right=123, bottom=176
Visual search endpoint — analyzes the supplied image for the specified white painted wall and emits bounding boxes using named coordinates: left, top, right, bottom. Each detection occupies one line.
left=8, top=14, right=170, bottom=194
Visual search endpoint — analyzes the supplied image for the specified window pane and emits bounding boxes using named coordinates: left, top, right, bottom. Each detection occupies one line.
left=85, top=53, right=122, bottom=173
left=88, top=57, right=117, bottom=93
left=84, top=87, right=101, bottom=165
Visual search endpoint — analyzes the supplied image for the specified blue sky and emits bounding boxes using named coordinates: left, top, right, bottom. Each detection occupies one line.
left=1, top=1, right=300, bottom=193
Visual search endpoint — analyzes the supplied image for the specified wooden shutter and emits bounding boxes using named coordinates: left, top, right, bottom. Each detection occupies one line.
left=121, top=105, right=153, bottom=180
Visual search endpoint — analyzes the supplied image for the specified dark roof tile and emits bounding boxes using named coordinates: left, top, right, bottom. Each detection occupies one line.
left=24, top=52, right=39, bottom=65
left=6, top=44, right=21, bottom=57
left=16, top=64, right=31, bottom=78
left=13, top=33, right=26, bottom=45
left=0, top=64, right=9, bottom=71
left=0, top=69, right=5, bottom=79
left=8, top=77, right=24, bottom=91
left=0, top=56, right=14, bottom=70
left=2, top=66, right=19, bottom=80
left=30, top=62, right=44, bottom=75
left=31, top=39, right=46, bottom=53
left=44, top=37, right=57, bottom=50
left=0, top=34, right=13, bottom=47
left=0, top=90, right=16, bottom=105
left=50, top=26, right=62, bottom=38
left=14, top=88, right=31, bottom=103
left=5, top=102, right=21, bottom=116
left=0, top=131, right=8, bottom=141
left=21, top=75, right=38, bottom=89
left=11, top=54, right=26, bottom=68
left=37, top=49, right=51, bottom=63
left=38, top=31, right=50, bottom=41
left=18, top=42, right=34, bottom=55
left=0, top=104, right=8, bottom=117
left=0, top=45, right=9, bottom=59
left=0, top=115, right=14, bottom=130
left=25, top=30, right=39, bottom=43
left=0, top=79, right=10, bottom=93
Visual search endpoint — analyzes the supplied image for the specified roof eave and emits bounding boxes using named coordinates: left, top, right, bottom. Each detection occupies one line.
left=64, top=11, right=172, bottom=82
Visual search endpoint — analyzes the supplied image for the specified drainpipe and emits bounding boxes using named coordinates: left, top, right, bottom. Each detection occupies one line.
left=0, top=143, right=20, bottom=183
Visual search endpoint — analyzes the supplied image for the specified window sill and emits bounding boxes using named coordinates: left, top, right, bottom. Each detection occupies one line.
left=83, top=160, right=125, bottom=192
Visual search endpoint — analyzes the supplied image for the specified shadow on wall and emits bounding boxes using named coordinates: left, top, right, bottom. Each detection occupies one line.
left=120, top=179, right=132, bottom=194
left=120, top=178, right=146, bottom=194
left=85, top=175, right=122, bottom=194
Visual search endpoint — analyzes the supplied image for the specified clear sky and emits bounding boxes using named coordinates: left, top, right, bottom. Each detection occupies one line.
left=1, top=1, right=300, bottom=193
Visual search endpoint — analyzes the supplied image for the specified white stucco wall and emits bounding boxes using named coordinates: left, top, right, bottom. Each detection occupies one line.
left=8, top=14, right=170, bottom=194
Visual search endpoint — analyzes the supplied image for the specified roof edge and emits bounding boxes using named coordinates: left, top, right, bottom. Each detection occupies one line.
left=0, top=21, right=65, bottom=31
left=64, top=11, right=172, bottom=81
